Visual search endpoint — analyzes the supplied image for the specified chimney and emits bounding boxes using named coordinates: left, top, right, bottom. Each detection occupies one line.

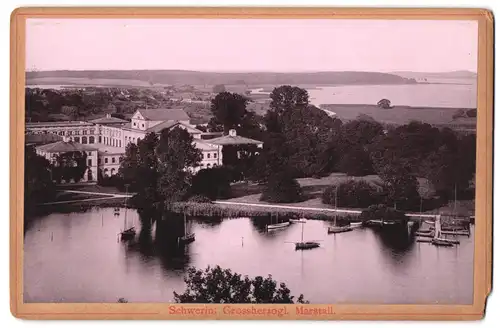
left=229, top=129, right=237, bottom=137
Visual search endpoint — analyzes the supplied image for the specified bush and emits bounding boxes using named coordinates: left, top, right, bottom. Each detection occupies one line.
left=337, top=148, right=375, bottom=176
left=260, top=173, right=303, bottom=203
left=190, top=167, right=232, bottom=200
left=322, top=180, right=383, bottom=209
left=187, top=195, right=213, bottom=203
left=174, top=265, right=308, bottom=303
left=359, top=204, right=407, bottom=222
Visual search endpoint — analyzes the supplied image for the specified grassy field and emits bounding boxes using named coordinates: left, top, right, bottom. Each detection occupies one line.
left=320, top=103, right=476, bottom=126
left=227, top=173, right=436, bottom=210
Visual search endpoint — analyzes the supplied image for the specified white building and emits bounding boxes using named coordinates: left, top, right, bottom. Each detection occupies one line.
left=27, top=108, right=262, bottom=182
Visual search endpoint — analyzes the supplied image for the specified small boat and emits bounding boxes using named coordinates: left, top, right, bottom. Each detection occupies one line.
left=432, top=239, right=454, bottom=247
left=327, top=188, right=352, bottom=234
left=295, top=241, right=320, bottom=250
left=328, top=225, right=353, bottom=234
left=350, top=222, right=363, bottom=229
left=290, top=218, right=307, bottom=223
left=266, top=214, right=291, bottom=230
left=120, top=227, right=136, bottom=241
left=294, top=220, right=320, bottom=250
left=416, top=237, right=433, bottom=243
left=441, top=230, right=470, bottom=236
left=433, top=237, right=460, bottom=245
left=178, top=232, right=195, bottom=244
left=415, top=231, right=434, bottom=237
left=267, top=221, right=291, bottom=230
left=365, top=219, right=384, bottom=227
left=425, top=220, right=435, bottom=226
left=178, top=214, right=195, bottom=245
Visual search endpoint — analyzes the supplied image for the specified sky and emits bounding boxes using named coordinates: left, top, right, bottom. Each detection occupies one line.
left=26, top=19, right=478, bottom=72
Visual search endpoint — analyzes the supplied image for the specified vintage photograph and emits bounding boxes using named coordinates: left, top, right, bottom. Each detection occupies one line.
left=23, top=18, right=478, bottom=305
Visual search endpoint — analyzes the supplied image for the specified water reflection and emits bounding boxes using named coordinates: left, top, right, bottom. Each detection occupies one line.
left=24, top=207, right=474, bottom=304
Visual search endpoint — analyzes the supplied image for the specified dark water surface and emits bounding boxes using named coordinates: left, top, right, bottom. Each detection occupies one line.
left=24, top=207, right=474, bottom=304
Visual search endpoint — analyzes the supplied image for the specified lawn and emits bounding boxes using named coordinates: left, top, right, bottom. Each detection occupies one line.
left=227, top=172, right=438, bottom=212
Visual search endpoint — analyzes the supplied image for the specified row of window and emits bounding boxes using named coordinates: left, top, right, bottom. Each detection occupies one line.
left=199, top=163, right=216, bottom=168
left=55, top=129, right=95, bottom=136
left=132, top=121, right=145, bottom=129
left=103, top=128, right=121, bottom=137
left=98, top=156, right=119, bottom=165
left=204, top=152, right=218, bottom=159
left=73, top=136, right=95, bottom=144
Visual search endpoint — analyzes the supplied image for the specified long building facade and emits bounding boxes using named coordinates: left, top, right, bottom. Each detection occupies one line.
left=27, top=108, right=263, bottom=184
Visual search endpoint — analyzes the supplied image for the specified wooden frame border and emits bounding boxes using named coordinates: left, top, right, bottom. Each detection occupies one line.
left=10, top=7, right=494, bottom=320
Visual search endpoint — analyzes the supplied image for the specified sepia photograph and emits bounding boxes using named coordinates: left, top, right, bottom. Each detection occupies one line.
left=21, top=15, right=481, bottom=309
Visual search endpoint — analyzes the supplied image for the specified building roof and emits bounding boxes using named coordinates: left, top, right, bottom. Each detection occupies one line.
left=138, top=108, right=190, bottom=122
left=147, top=121, right=203, bottom=134
left=25, top=133, right=63, bottom=146
left=193, top=140, right=218, bottom=151
left=36, top=140, right=98, bottom=153
left=26, top=121, right=93, bottom=128
left=206, top=130, right=263, bottom=146
left=89, top=115, right=129, bottom=125
left=91, top=143, right=126, bottom=155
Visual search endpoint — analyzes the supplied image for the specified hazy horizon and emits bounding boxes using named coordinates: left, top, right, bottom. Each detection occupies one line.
left=26, top=19, right=478, bottom=73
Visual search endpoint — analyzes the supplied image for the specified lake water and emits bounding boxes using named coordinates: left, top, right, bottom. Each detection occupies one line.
left=252, top=80, right=477, bottom=108
left=24, top=207, right=474, bottom=304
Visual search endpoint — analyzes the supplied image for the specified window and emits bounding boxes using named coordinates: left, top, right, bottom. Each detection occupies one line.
left=88, top=159, right=92, bottom=166
left=112, top=157, right=116, bottom=163
left=207, top=164, right=211, bottom=168
left=207, top=153, right=211, bottom=159
left=98, top=136, right=102, bottom=143
left=105, top=158, right=108, bottom=164
left=214, top=153, right=217, bottom=158
left=98, top=158, right=101, bottom=165
left=142, top=124, right=145, bottom=128
left=133, top=122, right=137, bottom=127
left=83, top=130, right=87, bottom=135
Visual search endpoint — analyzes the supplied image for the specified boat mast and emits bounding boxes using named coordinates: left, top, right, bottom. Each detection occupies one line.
left=334, top=186, right=338, bottom=226
left=124, top=184, right=129, bottom=230
left=301, top=221, right=304, bottom=243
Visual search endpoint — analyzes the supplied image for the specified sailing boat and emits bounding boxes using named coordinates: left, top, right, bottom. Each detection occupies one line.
left=415, top=196, right=434, bottom=237
left=327, top=187, right=352, bottom=234
left=295, top=220, right=320, bottom=250
left=266, top=213, right=291, bottom=230
left=119, top=189, right=135, bottom=241
left=178, top=213, right=195, bottom=244
left=440, top=183, right=470, bottom=237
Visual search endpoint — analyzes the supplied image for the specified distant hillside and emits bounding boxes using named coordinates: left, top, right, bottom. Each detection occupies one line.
left=392, top=70, right=477, bottom=80
left=26, top=70, right=417, bottom=87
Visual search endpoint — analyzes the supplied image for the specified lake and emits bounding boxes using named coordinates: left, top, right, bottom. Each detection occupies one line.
left=252, top=80, right=477, bottom=109
left=24, top=207, right=474, bottom=304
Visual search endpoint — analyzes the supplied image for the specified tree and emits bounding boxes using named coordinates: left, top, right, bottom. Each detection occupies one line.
left=269, top=85, right=309, bottom=114
left=52, top=151, right=88, bottom=183
left=337, top=147, right=375, bottom=176
left=210, top=92, right=249, bottom=134
left=118, top=133, right=161, bottom=209
left=156, top=127, right=202, bottom=208
left=174, top=266, right=308, bottom=304
left=377, top=161, right=421, bottom=211
left=260, top=172, right=303, bottom=203
left=212, top=84, right=226, bottom=94
left=61, top=105, right=79, bottom=120
left=24, top=146, right=56, bottom=213
left=190, top=167, right=232, bottom=200
left=322, top=180, right=383, bottom=209
left=377, top=99, right=392, bottom=109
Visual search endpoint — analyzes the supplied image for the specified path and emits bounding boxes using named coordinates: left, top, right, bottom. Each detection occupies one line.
left=214, top=201, right=440, bottom=219
left=40, top=190, right=133, bottom=206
